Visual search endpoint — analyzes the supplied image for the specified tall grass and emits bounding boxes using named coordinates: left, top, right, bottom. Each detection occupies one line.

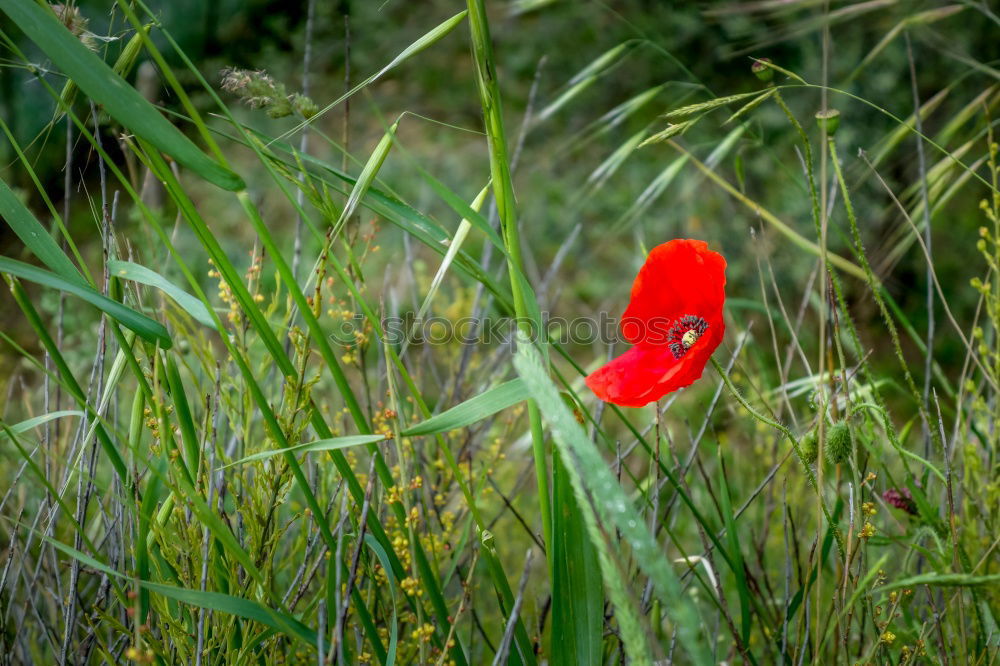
left=0, top=2, right=997, bottom=665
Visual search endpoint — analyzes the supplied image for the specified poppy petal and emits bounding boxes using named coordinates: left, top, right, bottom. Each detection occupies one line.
left=585, top=346, right=680, bottom=407
left=585, top=321, right=723, bottom=407
left=621, top=239, right=726, bottom=346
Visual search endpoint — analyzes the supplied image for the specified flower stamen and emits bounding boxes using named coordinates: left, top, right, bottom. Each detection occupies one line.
left=667, top=315, right=709, bottom=359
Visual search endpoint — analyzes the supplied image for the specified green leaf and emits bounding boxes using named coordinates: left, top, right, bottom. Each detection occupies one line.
left=364, top=534, right=399, bottom=666
left=219, top=435, right=386, bottom=469
left=479, top=531, right=537, bottom=666
left=0, top=0, right=244, bottom=191
left=0, top=410, right=82, bottom=437
left=878, top=573, right=1000, bottom=593
left=243, top=127, right=514, bottom=313
left=58, top=23, right=151, bottom=118
left=401, top=379, right=528, bottom=436
left=40, top=533, right=317, bottom=646
left=512, top=334, right=710, bottom=663
left=164, top=354, right=199, bottom=484
left=109, top=260, right=216, bottom=329
left=550, top=453, right=603, bottom=666
left=407, top=184, right=490, bottom=336
left=330, top=123, right=398, bottom=242
left=0, top=256, right=171, bottom=348
left=717, top=445, right=752, bottom=646
left=0, top=177, right=84, bottom=285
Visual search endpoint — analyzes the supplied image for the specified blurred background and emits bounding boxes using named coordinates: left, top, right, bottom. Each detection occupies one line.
left=1, top=0, right=996, bottom=397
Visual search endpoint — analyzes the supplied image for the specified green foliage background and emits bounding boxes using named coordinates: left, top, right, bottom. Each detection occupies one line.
left=0, top=1, right=997, bottom=664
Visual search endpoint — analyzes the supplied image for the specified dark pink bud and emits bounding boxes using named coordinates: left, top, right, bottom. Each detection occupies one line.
left=883, top=487, right=917, bottom=515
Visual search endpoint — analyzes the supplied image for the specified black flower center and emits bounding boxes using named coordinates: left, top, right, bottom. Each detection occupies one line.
left=667, top=315, right=709, bottom=359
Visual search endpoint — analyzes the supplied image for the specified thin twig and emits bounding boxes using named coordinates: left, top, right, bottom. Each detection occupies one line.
left=491, top=548, right=533, bottom=666
left=906, top=32, right=935, bottom=457
left=292, top=0, right=317, bottom=282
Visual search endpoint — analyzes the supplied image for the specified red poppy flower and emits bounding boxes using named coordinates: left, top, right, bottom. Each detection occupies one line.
left=585, top=239, right=726, bottom=407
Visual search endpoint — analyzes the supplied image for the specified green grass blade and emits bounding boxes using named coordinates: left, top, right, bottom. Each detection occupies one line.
left=0, top=0, right=244, bottom=191
left=466, top=0, right=553, bottom=592
left=273, top=10, right=469, bottom=144
left=364, top=534, right=400, bottom=666
left=0, top=256, right=171, bottom=348
left=109, top=260, right=217, bottom=329
left=0, top=177, right=85, bottom=285
left=536, top=42, right=636, bottom=122
left=219, top=435, right=387, bottom=469
left=513, top=333, right=710, bottom=663
left=401, top=379, right=528, bottom=436
left=235, top=126, right=514, bottom=310
left=479, top=531, right=537, bottom=665
left=40, top=532, right=317, bottom=646
left=5, top=278, right=131, bottom=483
left=0, top=410, right=82, bottom=437
left=717, top=445, right=752, bottom=647
left=551, top=453, right=603, bottom=666
left=330, top=122, right=397, bottom=241
left=408, top=183, right=490, bottom=329
left=57, top=22, right=151, bottom=118
left=164, top=354, right=200, bottom=482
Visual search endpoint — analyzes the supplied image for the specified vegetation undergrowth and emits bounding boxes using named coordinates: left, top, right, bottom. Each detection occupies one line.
left=0, top=2, right=997, bottom=664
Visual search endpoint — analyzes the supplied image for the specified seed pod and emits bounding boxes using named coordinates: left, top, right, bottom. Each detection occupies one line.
left=751, top=58, right=774, bottom=82
left=825, top=421, right=852, bottom=464
left=801, top=431, right=818, bottom=465
left=815, top=109, right=841, bottom=136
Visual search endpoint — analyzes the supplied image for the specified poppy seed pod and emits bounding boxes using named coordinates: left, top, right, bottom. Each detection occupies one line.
left=815, top=109, right=841, bottom=136
left=801, top=431, right=818, bottom=465
left=825, top=421, right=852, bottom=465
left=751, top=58, right=773, bottom=82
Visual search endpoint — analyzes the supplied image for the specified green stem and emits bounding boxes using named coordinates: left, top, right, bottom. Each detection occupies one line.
left=827, top=137, right=941, bottom=452
left=465, top=0, right=552, bottom=560
left=711, top=357, right=845, bottom=557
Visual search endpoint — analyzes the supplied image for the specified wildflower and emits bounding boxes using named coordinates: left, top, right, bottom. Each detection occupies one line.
left=400, top=576, right=421, bottom=596
left=406, top=506, right=420, bottom=528
left=586, top=239, right=727, bottom=406
left=883, top=487, right=918, bottom=515
left=410, top=623, right=435, bottom=642
left=385, top=485, right=403, bottom=505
